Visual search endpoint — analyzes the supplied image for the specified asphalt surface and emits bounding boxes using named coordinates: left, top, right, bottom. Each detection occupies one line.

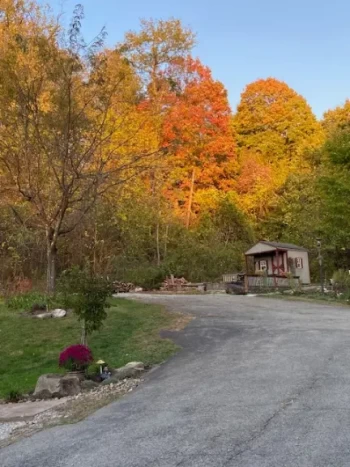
left=3, top=294, right=350, bottom=467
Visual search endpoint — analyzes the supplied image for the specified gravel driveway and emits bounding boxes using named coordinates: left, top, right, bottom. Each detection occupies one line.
left=3, top=294, right=350, bottom=466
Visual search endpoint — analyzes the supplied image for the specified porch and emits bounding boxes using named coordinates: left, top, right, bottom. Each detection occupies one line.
left=246, top=274, right=300, bottom=292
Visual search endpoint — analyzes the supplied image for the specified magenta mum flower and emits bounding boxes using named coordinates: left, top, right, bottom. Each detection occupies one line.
left=59, top=344, right=93, bottom=371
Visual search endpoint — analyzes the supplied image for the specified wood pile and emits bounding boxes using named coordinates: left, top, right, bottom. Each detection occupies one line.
left=113, top=281, right=135, bottom=293
left=161, top=276, right=188, bottom=291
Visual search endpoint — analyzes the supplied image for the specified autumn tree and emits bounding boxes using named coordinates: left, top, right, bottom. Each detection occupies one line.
left=118, top=19, right=196, bottom=255
left=119, top=18, right=195, bottom=153
left=234, top=78, right=323, bottom=169
left=0, top=3, right=164, bottom=292
left=120, top=18, right=195, bottom=97
left=318, top=132, right=350, bottom=250
left=260, top=173, right=322, bottom=245
left=235, top=151, right=276, bottom=218
left=162, top=58, right=236, bottom=227
left=233, top=78, right=324, bottom=218
left=259, top=128, right=350, bottom=277
left=322, top=99, right=350, bottom=136
left=302, top=121, right=350, bottom=272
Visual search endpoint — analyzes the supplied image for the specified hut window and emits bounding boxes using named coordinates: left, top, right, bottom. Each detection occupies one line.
left=260, top=260, right=267, bottom=271
left=295, top=257, right=303, bottom=269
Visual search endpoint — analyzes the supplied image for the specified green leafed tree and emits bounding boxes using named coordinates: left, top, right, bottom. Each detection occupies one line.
left=59, top=267, right=111, bottom=345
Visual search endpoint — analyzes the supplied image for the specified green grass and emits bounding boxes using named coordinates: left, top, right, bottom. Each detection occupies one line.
left=0, top=297, right=180, bottom=398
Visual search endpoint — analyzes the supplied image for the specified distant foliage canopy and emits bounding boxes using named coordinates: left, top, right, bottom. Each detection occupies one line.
left=0, top=3, right=348, bottom=287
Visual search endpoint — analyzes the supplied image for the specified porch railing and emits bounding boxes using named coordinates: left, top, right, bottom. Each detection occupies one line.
left=247, top=274, right=300, bottom=291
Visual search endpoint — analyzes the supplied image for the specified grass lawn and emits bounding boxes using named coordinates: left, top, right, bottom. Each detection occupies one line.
left=0, top=297, right=181, bottom=399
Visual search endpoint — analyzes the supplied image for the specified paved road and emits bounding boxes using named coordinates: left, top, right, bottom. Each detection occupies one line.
left=3, top=294, right=350, bottom=467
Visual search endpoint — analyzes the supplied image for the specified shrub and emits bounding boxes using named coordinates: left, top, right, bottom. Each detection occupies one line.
left=86, top=363, right=101, bottom=380
left=6, top=291, right=66, bottom=312
left=7, top=292, right=49, bottom=311
left=59, top=344, right=93, bottom=371
left=5, top=390, right=22, bottom=403
left=332, top=269, right=350, bottom=292
left=58, top=267, right=112, bottom=344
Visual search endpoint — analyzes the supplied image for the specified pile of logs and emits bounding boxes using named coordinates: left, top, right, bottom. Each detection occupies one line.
left=113, top=281, right=135, bottom=293
left=161, top=276, right=188, bottom=291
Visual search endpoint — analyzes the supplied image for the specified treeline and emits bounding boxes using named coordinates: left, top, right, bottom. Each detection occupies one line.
left=0, top=1, right=349, bottom=291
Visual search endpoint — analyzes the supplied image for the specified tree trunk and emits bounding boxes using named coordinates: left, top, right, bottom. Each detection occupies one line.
left=164, top=224, right=169, bottom=259
left=156, top=221, right=161, bottom=266
left=93, top=218, right=98, bottom=274
left=81, top=320, right=87, bottom=346
left=186, top=168, right=196, bottom=229
left=46, top=231, right=57, bottom=294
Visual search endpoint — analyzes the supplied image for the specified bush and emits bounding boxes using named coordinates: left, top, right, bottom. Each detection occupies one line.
left=332, top=269, right=350, bottom=292
left=5, top=390, right=22, bottom=403
left=86, top=363, right=101, bottom=379
left=59, top=344, right=93, bottom=371
left=6, top=291, right=64, bottom=312
left=58, top=267, right=112, bottom=344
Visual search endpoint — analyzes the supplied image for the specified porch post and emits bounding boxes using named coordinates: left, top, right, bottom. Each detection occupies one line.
left=274, top=249, right=278, bottom=287
left=244, top=255, right=249, bottom=294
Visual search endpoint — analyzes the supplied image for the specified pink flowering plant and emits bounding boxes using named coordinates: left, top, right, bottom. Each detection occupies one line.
left=59, top=344, right=93, bottom=371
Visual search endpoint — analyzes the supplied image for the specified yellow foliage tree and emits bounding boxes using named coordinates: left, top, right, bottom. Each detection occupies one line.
left=233, top=78, right=324, bottom=218
left=0, top=3, right=166, bottom=291
left=322, top=99, right=350, bottom=136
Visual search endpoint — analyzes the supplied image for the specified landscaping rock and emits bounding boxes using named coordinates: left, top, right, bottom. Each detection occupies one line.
left=52, top=309, right=67, bottom=318
left=34, top=374, right=61, bottom=399
left=35, top=312, right=52, bottom=319
left=101, top=374, right=122, bottom=385
left=60, top=375, right=81, bottom=397
left=33, top=374, right=81, bottom=399
left=102, top=362, right=144, bottom=385
left=124, top=362, right=144, bottom=371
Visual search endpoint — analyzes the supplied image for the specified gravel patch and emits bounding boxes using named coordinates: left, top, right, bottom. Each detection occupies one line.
left=0, top=422, right=26, bottom=441
left=0, top=377, right=142, bottom=448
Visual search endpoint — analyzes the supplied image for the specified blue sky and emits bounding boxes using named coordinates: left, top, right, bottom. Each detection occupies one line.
left=49, top=0, right=350, bottom=118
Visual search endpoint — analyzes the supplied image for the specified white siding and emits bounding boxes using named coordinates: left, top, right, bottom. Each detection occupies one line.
left=287, top=250, right=310, bottom=284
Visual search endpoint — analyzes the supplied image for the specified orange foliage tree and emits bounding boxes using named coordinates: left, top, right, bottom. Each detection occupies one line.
left=236, top=151, right=275, bottom=218
left=162, top=58, right=236, bottom=227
